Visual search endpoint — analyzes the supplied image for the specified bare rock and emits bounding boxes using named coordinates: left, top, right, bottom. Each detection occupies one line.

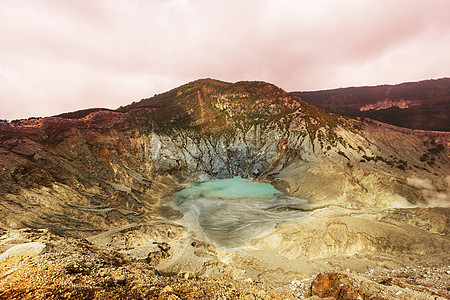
left=126, top=243, right=160, bottom=260
left=156, top=239, right=217, bottom=275
left=0, top=242, right=46, bottom=261
left=311, top=272, right=355, bottom=299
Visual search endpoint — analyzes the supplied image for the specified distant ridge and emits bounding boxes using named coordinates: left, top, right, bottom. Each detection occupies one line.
left=291, top=78, right=450, bottom=131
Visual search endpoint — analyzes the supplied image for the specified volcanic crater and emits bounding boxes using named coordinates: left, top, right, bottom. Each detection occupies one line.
left=1, top=79, right=449, bottom=299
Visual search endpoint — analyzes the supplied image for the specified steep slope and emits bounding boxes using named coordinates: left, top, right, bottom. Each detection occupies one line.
left=0, top=79, right=449, bottom=298
left=292, top=77, right=450, bottom=131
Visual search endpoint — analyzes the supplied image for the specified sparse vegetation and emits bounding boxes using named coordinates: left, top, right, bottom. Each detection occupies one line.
left=55, top=108, right=117, bottom=119
left=361, top=154, right=408, bottom=170
left=337, top=150, right=349, bottom=160
left=419, top=143, right=444, bottom=166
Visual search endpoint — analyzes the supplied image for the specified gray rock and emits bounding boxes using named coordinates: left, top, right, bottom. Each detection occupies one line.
left=156, top=239, right=216, bottom=275
left=126, top=243, right=160, bottom=260
left=0, top=242, right=46, bottom=261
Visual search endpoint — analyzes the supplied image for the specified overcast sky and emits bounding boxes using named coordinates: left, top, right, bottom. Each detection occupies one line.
left=1, top=0, right=449, bottom=120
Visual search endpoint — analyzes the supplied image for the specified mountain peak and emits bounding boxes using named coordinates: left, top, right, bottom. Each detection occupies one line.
left=120, top=79, right=286, bottom=110
left=116, top=79, right=325, bottom=132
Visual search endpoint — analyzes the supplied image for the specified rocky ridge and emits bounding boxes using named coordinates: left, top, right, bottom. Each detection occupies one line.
left=0, top=79, right=449, bottom=299
left=292, top=77, right=450, bottom=131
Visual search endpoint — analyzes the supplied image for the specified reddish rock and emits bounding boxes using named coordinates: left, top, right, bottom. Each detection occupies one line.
left=311, top=272, right=363, bottom=300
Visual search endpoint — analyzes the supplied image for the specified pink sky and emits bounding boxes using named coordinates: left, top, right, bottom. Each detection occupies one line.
left=1, top=0, right=449, bottom=120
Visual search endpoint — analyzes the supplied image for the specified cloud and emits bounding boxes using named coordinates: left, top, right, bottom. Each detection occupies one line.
left=0, top=0, right=449, bottom=119
left=407, top=176, right=450, bottom=208
left=407, top=177, right=434, bottom=190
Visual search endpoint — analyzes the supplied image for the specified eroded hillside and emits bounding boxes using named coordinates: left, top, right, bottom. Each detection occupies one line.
left=292, top=77, right=450, bottom=131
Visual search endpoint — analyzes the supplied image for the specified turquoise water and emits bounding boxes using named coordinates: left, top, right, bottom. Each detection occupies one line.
left=174, top=177, right=309, bottom=249
left=176, top=176, right=280, bottom=200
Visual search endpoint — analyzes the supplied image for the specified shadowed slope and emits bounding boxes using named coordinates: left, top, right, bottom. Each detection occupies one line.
left=292, top=77, right=450, bottom=131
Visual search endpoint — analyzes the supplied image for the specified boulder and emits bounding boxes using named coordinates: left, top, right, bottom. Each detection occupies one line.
left=0, top=242, right=46, bottom=261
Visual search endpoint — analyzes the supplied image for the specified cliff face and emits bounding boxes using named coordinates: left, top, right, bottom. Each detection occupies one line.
left=0, top=79, right=448, bottom=236
left=292, top=77, right=450, bottom=131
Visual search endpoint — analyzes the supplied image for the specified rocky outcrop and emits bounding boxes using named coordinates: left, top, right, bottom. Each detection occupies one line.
left=307, top=271, right=448, bottom=300
left=0, top=241, right=46, bottom=261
